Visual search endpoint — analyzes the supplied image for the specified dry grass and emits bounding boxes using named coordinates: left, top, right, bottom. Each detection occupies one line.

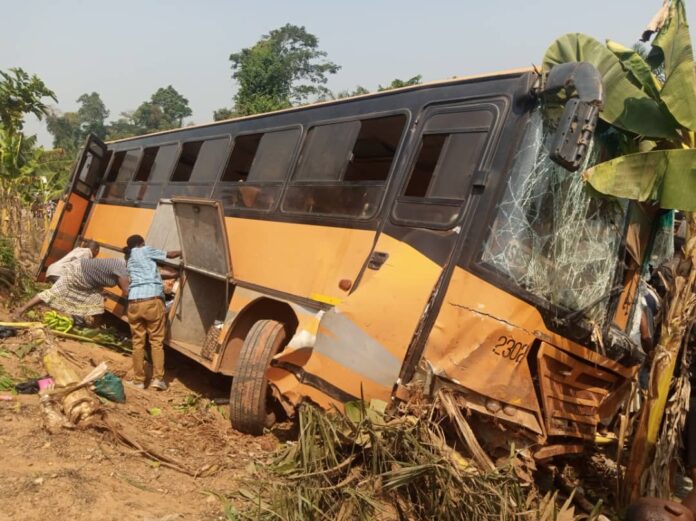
left=233, top=400, right=600, bottom=521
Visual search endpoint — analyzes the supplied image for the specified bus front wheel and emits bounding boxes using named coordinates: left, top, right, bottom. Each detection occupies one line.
left=230, top=319, right=287, bottom=435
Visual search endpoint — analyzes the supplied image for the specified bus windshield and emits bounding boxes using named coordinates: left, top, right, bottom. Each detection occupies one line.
left=481, top=107, right=627, bottom=324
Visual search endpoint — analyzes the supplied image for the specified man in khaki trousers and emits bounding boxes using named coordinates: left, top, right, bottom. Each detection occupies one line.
left=123, top=234, right=180, bottom=390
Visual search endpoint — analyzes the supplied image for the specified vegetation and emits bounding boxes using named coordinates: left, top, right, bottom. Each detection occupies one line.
left=333, top=75, right=422, bottom=100
left=46, top=85, right=193, bottom=144
left=47, top=91, right=109, bottom=153
left=232, top=401, right=595, bottom=521
left=227, top=24, right=340, bottom=115
left=0, top=67, right=62, bottom=288
left=543, top=0, right=696, bottom=503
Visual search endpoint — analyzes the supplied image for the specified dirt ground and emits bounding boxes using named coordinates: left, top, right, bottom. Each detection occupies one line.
left=0, top=305, right=280, bottom=521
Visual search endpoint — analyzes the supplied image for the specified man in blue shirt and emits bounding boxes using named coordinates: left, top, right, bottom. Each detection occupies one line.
left=124, top=234, right=180, bottom=390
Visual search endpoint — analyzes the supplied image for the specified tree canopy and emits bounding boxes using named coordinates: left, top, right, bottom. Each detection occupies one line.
left=0, top=67, right=67, bottom=206
left=47, top=91, right=109, bottom=152
left=377, top=75, right=422, bottom=91
left=213, top=107, right=236, bottom=121
left=0, top=68, right=56, bottom=135
left=130, top=85, right=192, bottom=134
left=77, top=92, right=109, bottom=139
left=229, top=23, right=340, bottom=115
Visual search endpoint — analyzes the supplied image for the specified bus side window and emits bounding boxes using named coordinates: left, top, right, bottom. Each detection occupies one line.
left=392, top=108, right=494, bottom=229
left=101, top=149, right=141, bottom=202
left=147, top=144, right=179, bottom=183
left=134, top=147, right=158, bottom=181
left=171, top=141, right=203, bottom=182
left=215, top=128, right=300, bottom=211
left=221, top=133, right=262, bottom=182
left=125, top=144, right=181, bottom=203
left=281, top=114, right=407, bottom=219
left=188, top=137, right=230, bottom=182
left=405, top=132, right=488, bottom=199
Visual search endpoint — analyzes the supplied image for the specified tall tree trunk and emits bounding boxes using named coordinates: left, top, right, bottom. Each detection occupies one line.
left=623, top=212, right=696, bottom=504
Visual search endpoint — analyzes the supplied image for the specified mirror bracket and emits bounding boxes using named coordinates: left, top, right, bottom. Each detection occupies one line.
left=540, top=61, right=603, bottom=172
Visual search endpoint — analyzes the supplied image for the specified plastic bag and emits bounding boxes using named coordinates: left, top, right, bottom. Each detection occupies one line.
left=93, top=372, right=125, bottom=403
left=0, top=326, right=17, bottom=339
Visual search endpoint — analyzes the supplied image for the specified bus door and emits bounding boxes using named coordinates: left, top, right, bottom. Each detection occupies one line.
left=169, top=198, right=233, bottom=362
left=272, top=102, right=504, bottom=404
left=38, top=134, right=109, bottom=281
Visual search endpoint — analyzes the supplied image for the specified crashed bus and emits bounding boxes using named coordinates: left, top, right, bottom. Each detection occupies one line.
left=38, top=62, right=650, bottom=458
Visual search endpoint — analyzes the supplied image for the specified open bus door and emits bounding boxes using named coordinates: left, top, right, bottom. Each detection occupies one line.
left=37, top=134, right=109, bottom=281
left=168, top=198, right=233, bottom=362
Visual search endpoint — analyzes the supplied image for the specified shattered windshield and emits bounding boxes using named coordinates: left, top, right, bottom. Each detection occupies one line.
left=481, top=107, right=626, bottom=324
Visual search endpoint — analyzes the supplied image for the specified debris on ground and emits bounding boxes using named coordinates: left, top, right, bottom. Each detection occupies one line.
left=230, top=400, right=605, bottom=521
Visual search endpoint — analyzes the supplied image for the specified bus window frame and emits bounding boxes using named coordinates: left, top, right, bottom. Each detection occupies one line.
left=390, top=101, right=503, bottom=231
left=279, top=109, right=411, bottom=222
left=123, top=140, right=182, bottom=204
left=99, top=147, right=144, bottom=203
left=168, top=134, right=232, bottom=183
left=212, top=124, right=303, bottom=214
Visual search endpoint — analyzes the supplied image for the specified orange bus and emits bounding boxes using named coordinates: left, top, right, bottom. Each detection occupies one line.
left=39, top=63, right=650, bottom=458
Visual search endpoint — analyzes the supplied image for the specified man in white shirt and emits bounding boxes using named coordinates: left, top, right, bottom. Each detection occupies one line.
left=46, top=240, right=100, bottom=282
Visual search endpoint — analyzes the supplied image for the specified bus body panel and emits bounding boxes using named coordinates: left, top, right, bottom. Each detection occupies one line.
left=83, top=203, right=155, bottom=251
left=268, top=232, right=446, bottom=403
left=37, top=193, right=90, bottom=280
left=224, top=217, right=376, bottom=303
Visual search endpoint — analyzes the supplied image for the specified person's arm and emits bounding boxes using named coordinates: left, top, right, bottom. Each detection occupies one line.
left=13, top=295, right=43, bottom=319
left=159, top=266, right=179, bottom=280
left=166, top=250, right=181, bottom=259
left=76, top=248, right=93, bottom=260
left=117, top=276, right=130, bottom=296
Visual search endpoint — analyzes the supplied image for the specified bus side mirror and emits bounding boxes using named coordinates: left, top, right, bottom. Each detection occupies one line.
left=542, top=62, right=603, bottom=172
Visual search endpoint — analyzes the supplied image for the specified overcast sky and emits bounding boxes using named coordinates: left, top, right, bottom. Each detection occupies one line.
left=2, top=0, right=671, bottom=147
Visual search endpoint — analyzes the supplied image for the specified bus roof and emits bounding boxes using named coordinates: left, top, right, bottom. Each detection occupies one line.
left=106, top=66, right=535, bottom=145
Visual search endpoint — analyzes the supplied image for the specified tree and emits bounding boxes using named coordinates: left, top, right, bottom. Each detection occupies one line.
left=106, top=113, right=140, bottom=140
left=130, top=85, right=192, bottom=134
left=335, top=85, right=369, bottom=99
left=332, top=77, right=421, bottom=100
left=0, top=68, right=56, bottom=135
left=46, top=92, right=109, bottom=152
left=46, top=110, right=82, bottom=152
left=377, top=75, right=422, bottom=91
left=0, top=67, right=58, bottom=251
left=151, top=85, right=192, bottom=126
left=76, top=92, right=109, bottom=139
left=131, top=102, right=171, bottom=133
left=229, top=24, right=340, bottom=115
left=106, top=86, right=192, bottom=139
left=213, top=107, right=236, bottom=121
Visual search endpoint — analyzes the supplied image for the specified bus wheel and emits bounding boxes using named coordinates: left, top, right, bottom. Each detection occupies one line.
left=230, top=319, right=287, bottom=435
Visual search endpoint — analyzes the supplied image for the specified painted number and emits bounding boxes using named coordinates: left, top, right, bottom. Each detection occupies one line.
left=492, top=335, right=529, bottom=363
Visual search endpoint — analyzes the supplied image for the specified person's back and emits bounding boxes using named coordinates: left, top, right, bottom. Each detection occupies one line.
left=80, top=257, right=128, bottom=289
left=123, top=234, right=180, bottom=391
left=46, top=246, right=93, bottom=281
left=127, top=246, right=166, bottom=300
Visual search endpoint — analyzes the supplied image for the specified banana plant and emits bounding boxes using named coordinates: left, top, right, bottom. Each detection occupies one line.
left=542, top=0, right=696, bottom=503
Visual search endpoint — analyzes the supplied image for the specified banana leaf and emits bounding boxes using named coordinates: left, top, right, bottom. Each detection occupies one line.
left=543, top=33, right=679, bottom=140
left=606, top=40, right=662, bottom=99
left=582, top=148, right=696, bottom=210
left=650, top=0, right=696, bottom=131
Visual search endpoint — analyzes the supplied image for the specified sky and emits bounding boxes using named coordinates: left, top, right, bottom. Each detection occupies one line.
left=1, top=0, right=671, bottom=147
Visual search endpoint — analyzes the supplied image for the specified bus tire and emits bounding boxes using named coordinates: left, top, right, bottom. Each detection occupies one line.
left=230, top=319, right=287, bottom=435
